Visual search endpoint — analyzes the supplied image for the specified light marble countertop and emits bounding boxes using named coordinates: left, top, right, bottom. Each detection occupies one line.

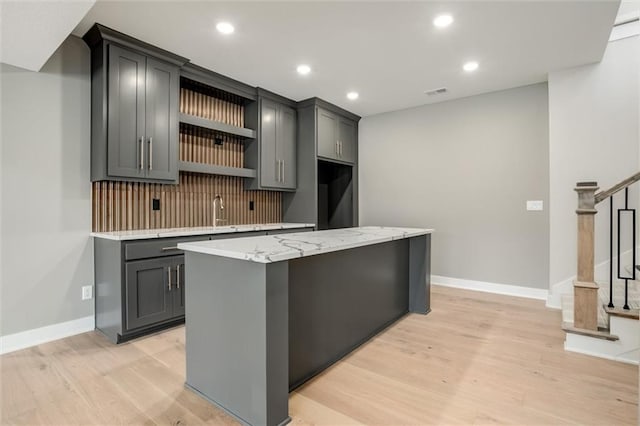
left=90, top=223, right=315, bottom=241
left=178, top=226, right=434, bottom=264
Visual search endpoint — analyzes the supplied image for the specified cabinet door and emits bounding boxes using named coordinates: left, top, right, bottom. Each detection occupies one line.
left=172, top=258, right=186, bottom=317
left=338, top=118, right=356, bottom=164
left=145, top=57, right=179, bottom=182
left=107, top=45, right=146, bottom=179
left=317, top=108, right=338, bottom=160
left=260, top=99, right=280, bottom=187
left=125, top=258, right=173, bottom=330
left=278, top=105, right=297, bottom=189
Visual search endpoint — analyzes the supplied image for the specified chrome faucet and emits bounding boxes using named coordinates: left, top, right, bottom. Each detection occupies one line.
left=213, top=194, right=227, bottom=227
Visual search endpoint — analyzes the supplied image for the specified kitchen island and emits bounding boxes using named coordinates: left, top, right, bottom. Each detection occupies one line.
left=178, top=226, right=433, bottom=426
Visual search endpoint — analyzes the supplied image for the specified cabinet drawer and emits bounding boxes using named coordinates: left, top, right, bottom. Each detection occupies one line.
left=125, top=236, right=209, bottom=260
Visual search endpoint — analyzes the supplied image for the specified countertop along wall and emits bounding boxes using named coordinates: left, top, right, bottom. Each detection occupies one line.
left=0, top=35, right=94, bottom=344
left=359, top=83, right=550, bottom=292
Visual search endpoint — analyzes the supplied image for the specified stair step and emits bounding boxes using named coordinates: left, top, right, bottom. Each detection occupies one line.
left=604, top=305, right=640, bottom=320
left=562, top=322, right=620, bottom=341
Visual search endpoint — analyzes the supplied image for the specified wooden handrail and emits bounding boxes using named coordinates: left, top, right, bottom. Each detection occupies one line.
left=595, top=172, right=640, bottom=204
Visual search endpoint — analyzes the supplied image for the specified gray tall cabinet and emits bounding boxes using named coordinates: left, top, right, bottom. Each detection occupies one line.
left=84, top=24, right=188, bottom=184
left=283, top=98, right=360, bottom=229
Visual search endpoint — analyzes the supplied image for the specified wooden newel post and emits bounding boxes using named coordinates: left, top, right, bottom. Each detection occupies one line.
left=574, top=182, right=599, bottom=330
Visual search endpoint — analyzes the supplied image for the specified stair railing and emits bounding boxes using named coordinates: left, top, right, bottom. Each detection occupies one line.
left=574, top=171, right=640, bottom=330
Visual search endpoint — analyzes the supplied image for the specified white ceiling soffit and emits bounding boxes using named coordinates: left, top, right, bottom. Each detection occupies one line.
left=0, top=0, right=96, bottom=71
left=74, top=1, right=618, bottom=117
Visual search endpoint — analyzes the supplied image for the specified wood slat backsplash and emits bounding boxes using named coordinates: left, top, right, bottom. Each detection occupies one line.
left=92, top=174, right=281, bottom=232
left=180, top=87, right=244, bottom=127
left=179, top=124, right=244, bottom=168
left=91, top=84, right=283, bottom=233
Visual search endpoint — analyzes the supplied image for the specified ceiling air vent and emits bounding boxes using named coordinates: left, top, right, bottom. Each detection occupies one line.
left=425, top=87, right=448, bottom=96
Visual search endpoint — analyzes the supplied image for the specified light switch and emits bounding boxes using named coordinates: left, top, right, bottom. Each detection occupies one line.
left=527, top=200, right=543, bottom=211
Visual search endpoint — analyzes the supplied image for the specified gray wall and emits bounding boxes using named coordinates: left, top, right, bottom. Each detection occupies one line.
left=548, top=35, right=639, bottom=288
left=0, top=36, right=93, bottom=336
left=359, top=83, right=550, bottom=289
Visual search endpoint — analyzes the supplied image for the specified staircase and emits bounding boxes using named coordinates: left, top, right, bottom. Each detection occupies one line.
left=562, top=173, right=640, bottom=364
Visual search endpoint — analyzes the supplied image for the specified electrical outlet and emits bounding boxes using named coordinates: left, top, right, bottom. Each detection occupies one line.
left=526, top=200, right=543, bottom=211
left=152, top=198, right=160, bottom=211
left=249, top=200, right=255, bottom=211
left=82, top=285, right=93, bottom=300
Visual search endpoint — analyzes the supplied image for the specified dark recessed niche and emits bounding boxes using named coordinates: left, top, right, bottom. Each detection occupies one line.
left=249, top=201, right=255, bottom=211
left=152, top=198, right=160, bottom=211
left=317, top=160, right=353, bottom=231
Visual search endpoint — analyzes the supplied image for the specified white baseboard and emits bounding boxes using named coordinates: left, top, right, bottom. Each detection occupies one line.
left=0, top=316, right=95, bottom=355
left=546, top=278, right=571, bottom=309
left=431, top=275, right=548, bottom=301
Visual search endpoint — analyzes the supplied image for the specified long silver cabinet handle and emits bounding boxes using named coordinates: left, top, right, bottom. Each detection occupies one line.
left=282, top=160, right=285, bottom=183
left=167, top=266, right=172, bottom=291
left=139, top=136, right=144, bottom=170
left=176, top=264, right=181, bottom=289
left=161, top=246, right=179, bottom=251
left=275, top=160, right=280, bottom=182
left=148, top=137, right=153, bottom=170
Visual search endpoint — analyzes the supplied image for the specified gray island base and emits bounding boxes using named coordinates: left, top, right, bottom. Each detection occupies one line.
left=178, top=226, right=433, bottom=426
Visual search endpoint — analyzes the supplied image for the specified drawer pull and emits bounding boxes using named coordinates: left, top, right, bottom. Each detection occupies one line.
left=167, top=266, right=172, bottom=291
left=176, top=264, right=181, bottom=289
left=161, top=246, right=179, bottom=251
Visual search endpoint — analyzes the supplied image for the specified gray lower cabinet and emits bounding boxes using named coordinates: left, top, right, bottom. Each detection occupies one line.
left=94, top=227, right=313, bottom=343
left=245, top=90, right=297, bottom=191
left=84, top=24, right=187, bottom=184
left=317, top=107, right=357, bottom=164
left=125, top=256, right=177, bottom=330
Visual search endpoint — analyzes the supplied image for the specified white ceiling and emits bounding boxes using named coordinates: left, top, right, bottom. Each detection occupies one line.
left=72, top=1, right=619, bottom=117
left=0, top=0, right=95, bottom=71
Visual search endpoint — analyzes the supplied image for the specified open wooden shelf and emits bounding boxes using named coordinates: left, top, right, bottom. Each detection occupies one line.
left=179, top=113, right=255, bottom=139
left=178, top=161, right=257, bottom=179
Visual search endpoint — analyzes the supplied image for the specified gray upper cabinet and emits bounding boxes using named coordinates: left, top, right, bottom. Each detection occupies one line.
left=277, top=104, right=297, bottom=190
left=260, top=99, right=280, bottom=188
left=145, top=57, right=179, bottom=181
left=317, top=107, right=357, bottom=164
left=337, top=117, right=357, bottom=164
left=84, top=24, right=187, bottom=184
left=317, top=109, right=338, bottom=160
left=107, top=45, right=146, bottom=179
left=245, top=90, right=297, bottom=191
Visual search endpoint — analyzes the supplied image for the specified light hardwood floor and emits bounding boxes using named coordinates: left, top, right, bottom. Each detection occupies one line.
left=1, top=286, right=637, bottom=425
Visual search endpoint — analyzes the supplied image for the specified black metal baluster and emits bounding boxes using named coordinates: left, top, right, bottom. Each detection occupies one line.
left=624, top=188, right=630, bottom=309
left=616, top=187, right=635, bottom=310
left=609, top=196, right=614, bottom=308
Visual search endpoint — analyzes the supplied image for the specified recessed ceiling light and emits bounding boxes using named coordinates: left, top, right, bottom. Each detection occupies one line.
left=296, top=64, right=311, bottom=75
left=433, top=14, right=454, bottom=28
left=347, top=91, right=359, bottom=100
left=216, top=22, right=235, bottom=35
left=463, top=61, right=479, bottom=72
